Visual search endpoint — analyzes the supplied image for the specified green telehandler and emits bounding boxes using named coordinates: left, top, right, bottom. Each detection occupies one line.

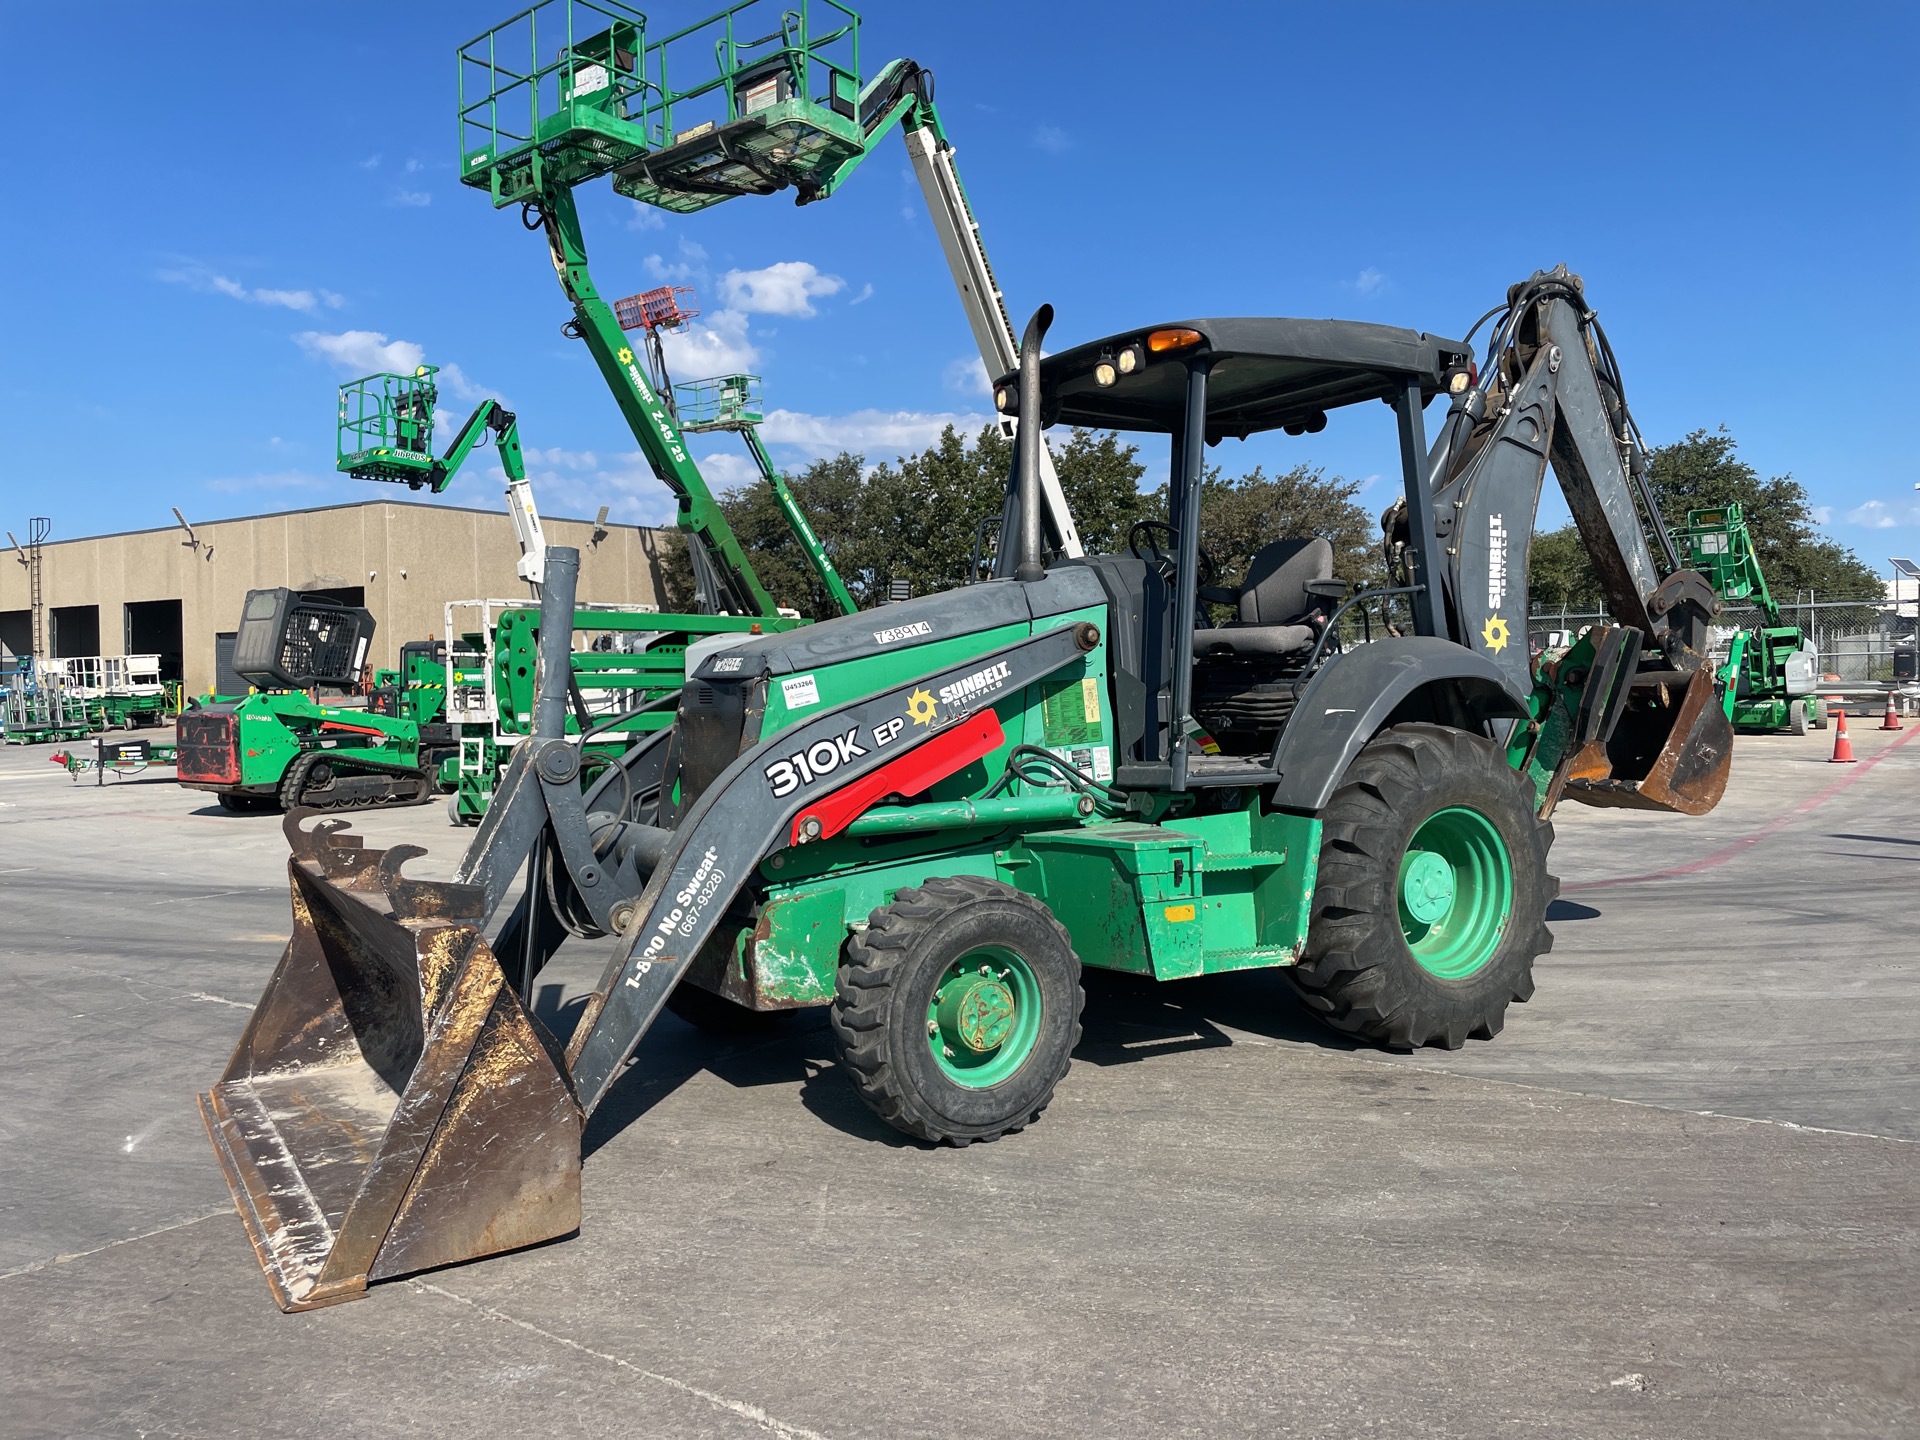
left=202, top=264, right=1736, bottom=1309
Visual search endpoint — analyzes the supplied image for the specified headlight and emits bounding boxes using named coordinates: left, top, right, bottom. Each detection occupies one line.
left=1094, top=361, right=1117, bottom=387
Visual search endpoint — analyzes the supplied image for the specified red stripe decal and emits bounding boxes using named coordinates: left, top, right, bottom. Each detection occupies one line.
left=792, top=710, right=1004, bottom=846
left=320, top=720, right=387, bottom=738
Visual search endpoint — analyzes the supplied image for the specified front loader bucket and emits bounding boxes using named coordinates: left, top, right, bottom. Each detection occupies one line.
left=1560, top=665, right=1733, bottom=815
left=198, top=812, right=581, bottom=1311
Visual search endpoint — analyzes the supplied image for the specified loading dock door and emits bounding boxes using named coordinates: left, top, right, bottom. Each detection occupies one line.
left=125, top=599, right=184, bottom=684
left=50, top=605, right=100, bottom=657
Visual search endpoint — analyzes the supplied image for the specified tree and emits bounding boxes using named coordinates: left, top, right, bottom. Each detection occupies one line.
left=1646, top=428, right=1881, bottom=599
left=1526, top=524, right=1604, bottom=614
left=1527, top=427, right=1881, bottom=614
left=713, top=424, right=1153, bottom=615
left=1191, top=465, right=1380, bottom=594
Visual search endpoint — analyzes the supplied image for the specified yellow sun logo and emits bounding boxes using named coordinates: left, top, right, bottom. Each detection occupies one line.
left=1481, top=616, right=1511, bottom=653
left=905, top=688, right=938, bottom=726
left=616, top=347, right=634, bottom=365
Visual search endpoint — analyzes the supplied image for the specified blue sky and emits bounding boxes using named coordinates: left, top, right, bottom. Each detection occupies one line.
left=3, top=1, right=1915, bottom=571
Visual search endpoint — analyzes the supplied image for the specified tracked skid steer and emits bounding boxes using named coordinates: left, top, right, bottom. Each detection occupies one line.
left=204, top=273, right=1733, bottom=1309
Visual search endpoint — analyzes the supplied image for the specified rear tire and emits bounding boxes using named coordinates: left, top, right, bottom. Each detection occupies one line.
left=832, top=875, right=1082, bottom=1145
left=1289, top=723, right=1555, bottom=1050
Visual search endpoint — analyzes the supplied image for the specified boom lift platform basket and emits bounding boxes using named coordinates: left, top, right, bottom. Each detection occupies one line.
left=338, top=368, right=442, bottom=484
left=459, top=0, right=867, bottom=212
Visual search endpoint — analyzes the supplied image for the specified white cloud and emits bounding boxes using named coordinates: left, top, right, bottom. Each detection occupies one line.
left=944, top=355, right=992, bottom=397
left=1031, top=124, right=1073, bottom=155
left=1846, top=498, right=1920, bottom=529
left=1352, top=267, right=1386, bottom=296
left=359, top=154, right=382, bottom=170
left=296, top=331, right=508, bottom=407
left=644, top=238, right=708, bottom=283
left=390, top=188, right=432, bottom=208
left=761, top=406, right=993, bottom=462
left=719, top=260, right=845, bottom=317
left=690, top=450, right=765, bottom=491
left=295, top=329, right=426, bottom=374
left=159, top=263, right=342, bottom=313
left=1356, top=473, right=1382, bottom=492
left=626, top=206, right=666, bottom=232
left=849, top=282, right=875, bottom=306
left=660, top=310, right=760, bottom=378
left=522, top=445, right=603, bottom=472
left=518, top=447, right=679, bottom=526
left=1811, top=505, right=1833, bottom=524
left=438, top=361, right=508, bottom=407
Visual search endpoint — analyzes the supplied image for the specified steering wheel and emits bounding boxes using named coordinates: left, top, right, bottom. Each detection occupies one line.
left=1128, top=520, right=1218, bottom=587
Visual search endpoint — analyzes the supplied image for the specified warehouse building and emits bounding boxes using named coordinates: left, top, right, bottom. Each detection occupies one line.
left=0, top=500, right=678, bottom=695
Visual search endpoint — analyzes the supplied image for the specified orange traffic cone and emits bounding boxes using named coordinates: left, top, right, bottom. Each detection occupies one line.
left=1880, top=693, right=1903, bottom=731
left=1830, top=707, right=1856, bottom=763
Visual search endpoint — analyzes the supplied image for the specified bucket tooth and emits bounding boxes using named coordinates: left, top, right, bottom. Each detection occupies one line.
left=200, top=819, right=580, bottom=1311
left=1562, top=665, right=1733, bottom=815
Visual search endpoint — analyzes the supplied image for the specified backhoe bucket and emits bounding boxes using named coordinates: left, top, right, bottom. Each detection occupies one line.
left=198, top=812, right=581, bottom=1311
left=1559, top=664, right=1733, bottom=815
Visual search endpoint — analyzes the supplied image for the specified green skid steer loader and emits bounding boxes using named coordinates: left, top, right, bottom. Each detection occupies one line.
left=202, top=271, right=1733, bottom=1310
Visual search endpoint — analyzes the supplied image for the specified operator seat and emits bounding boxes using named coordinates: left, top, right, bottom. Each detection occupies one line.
left=1192, top=536, right=1334, bottom=658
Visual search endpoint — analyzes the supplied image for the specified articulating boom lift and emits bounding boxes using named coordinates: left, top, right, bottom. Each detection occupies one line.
left=202, top=259, right=1734, bottom=1309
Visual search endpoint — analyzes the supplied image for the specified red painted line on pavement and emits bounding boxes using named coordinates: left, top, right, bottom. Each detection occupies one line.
left=1564, top=724, right=1919, bottom=891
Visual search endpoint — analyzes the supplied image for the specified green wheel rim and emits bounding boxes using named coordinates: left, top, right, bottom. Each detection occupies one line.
left=926, top=945, right=1041, bottom=1087
left=1397, top=806, right=1514, bottom=979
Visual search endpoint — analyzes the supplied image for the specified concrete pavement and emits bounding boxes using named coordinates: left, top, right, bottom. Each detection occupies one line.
left=0, top=726, right=1913, bottom=1438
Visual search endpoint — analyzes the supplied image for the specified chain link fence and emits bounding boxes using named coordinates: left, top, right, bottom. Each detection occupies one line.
left=1528, top=597, right=1916, bottom=682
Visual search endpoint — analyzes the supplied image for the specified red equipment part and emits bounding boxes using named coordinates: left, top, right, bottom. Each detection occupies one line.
left=790, top=709, right=1006, bottom=846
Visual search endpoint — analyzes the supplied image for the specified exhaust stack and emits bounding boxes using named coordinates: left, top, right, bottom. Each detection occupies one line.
left=1015, top=304, right=1051, bottom=582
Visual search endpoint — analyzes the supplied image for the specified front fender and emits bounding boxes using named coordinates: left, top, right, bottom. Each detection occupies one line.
left=1268, top=638, right=1529, bottom=814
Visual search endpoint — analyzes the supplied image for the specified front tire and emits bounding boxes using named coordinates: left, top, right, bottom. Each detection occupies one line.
left=1289, top=723, right=1556, bottom=1050
left=832, top=875, right=1082, bottom=1145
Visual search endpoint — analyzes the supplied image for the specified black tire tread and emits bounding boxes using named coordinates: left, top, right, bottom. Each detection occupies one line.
left=1288, top=723, right=1557, bottom=1051
left=831, top=874, right=1082, bottom=1146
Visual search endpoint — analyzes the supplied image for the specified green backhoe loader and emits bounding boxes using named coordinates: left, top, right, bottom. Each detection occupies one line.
left=201, top=263, right=1736, bottom=1309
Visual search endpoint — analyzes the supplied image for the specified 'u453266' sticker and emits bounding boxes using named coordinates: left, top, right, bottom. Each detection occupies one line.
left=763, top=728, right=867, bottom=798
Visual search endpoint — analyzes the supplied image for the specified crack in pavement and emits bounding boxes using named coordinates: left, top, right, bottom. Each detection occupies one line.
left=411, top=1280, right=836, bottom=1440
left=0, top=1208, right=230, bottom=1282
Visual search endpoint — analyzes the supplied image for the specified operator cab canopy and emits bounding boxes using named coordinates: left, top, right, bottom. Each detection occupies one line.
left=994, top=317, right=1472, bottom=440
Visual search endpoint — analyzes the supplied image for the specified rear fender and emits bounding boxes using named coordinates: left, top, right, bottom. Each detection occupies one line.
left=1267, top=638, right=1529, bottom=814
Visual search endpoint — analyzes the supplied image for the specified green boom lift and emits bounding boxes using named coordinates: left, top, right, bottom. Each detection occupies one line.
left=454, top=0, right=1085, bottom=557
left=1674, top=502, right=1824, bottom=734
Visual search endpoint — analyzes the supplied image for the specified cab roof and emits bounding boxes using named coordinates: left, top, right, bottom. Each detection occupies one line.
left=1010, top=318, right=1472, bottom=440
